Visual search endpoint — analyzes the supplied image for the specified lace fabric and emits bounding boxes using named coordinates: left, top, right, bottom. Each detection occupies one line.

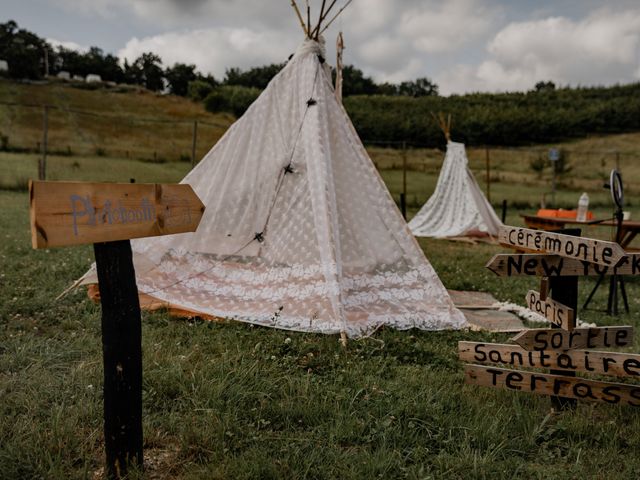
left=91, top=40, right=467, bottom=337
left=408, top=142, right=502, bottom=238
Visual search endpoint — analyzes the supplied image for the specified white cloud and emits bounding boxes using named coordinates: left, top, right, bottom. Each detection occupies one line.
left=47, top=37, right=89, bottom=52
left=438, top=7, right=640, bottom=94
left=118, top=28, right=296, bottom=79
left=399, top=0, right=494, bottom=54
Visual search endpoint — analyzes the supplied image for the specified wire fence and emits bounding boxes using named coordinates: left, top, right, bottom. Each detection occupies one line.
left=2, top=100, right=640, bottom=210
left=0, top=100, right=230, bottom=167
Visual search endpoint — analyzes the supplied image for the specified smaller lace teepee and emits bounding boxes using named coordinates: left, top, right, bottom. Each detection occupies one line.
left=409, top=114, right=502, bottom=238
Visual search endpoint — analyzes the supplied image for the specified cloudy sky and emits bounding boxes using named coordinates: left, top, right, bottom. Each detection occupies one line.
left=5, top=0, right=640, bottom=95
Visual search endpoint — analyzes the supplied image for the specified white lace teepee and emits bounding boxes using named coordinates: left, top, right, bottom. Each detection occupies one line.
left=408, top=141, right=502, bottom=238
left=82, top=38, right=466, bottom=337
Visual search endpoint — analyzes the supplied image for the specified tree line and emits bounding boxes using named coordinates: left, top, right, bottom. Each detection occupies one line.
left=0, top=20, right=437, bottom=98
left=3, top=19, right=640, bottom=147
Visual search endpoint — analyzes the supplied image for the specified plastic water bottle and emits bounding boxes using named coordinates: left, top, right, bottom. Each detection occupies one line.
left=577, top=192, right=589, bottom=222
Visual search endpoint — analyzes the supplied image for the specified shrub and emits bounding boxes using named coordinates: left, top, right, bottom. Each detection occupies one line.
left=187, top=80, right=214, bottom=102
left=204, top=86, right=260, bottom=117
left=529, top=155, right=547, bottom=177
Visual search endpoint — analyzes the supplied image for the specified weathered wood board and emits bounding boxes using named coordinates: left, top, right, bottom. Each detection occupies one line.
left=464, top=364, right=640, bottom=406
left=511, top=326, right=633, bottom=351
left=459, top=342, right=640, bottom=378
left=30, top=180, right=205, bottom=248
left=526, top=290, right=575, bottom=330
left=498, top=226, right=625, bottom=267
left=486, top=253, right=640, bottom=277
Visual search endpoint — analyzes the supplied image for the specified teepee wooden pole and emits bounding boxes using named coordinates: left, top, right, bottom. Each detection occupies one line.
left=313, top=0, right=339, bottom=36
left=315, top=0, right=327, bottom=39
left=290, top=0, right=309, bottom=36
left=319, top=0, right=353, bottom=35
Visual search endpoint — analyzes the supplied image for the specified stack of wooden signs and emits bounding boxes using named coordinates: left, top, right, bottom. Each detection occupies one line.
left=459, top=226, right=640, bottom=408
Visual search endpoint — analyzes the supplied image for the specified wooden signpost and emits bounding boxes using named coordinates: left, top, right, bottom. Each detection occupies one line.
left=486, top=253, right=640, bottom=277
left=460, top=224, right=640, bottom=409
left=525, top=290, right=575, bottom=330
left=30, top=180, right=205, bottom=479
left=30, top=181, right=204, bottom=248
left=464, top=365, right=640, bottom=406
left=498, top=226, right=625, bottom=267
left=459, top=342, right=640, bottom=378
left=511, top=326, right=633, bottom=351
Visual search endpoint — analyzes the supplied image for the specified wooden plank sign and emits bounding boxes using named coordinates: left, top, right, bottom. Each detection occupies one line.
left=30, top=180, right=205, bottom=248
left=486, top=253, right=640, bottom=277
left=526, top=290, right=575, bottom=330
left=511, top=326, right=633, bottom=351
left=459, top=342, right=640, bottom=378
left=498, top=226, right=625, bottom=267
left=29, top=180, right=205, bottom=478
left=464, top=364, right=640, bottom=407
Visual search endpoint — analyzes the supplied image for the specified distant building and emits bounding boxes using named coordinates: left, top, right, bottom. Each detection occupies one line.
left=57, top=71, right=70, bottom=80
left=0, top=59, right=8, bottom=72
left=86, top=74, right=102, bottom=83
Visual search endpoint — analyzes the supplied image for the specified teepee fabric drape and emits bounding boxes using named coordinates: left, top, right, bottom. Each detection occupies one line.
left=408, top=141, right=502, bottom=238
left=82, top=39, right=467, bottom=337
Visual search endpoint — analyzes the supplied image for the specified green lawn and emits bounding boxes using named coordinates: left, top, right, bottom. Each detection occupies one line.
left=2, top=178, right=640, bottom=478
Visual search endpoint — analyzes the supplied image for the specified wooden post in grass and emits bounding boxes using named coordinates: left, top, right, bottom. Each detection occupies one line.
left=94, top=239, right=143, bottom=477
left=30, top=180, right=205, bottom=479
left=548, top=229, right=580, bottom=410
left=402, top=141, right=407, bottom=205
left=485, top=147, right=491, bottom=202
left=39, top=105, right=48, bottom=180
left=191, top=120, right=198, bottom=167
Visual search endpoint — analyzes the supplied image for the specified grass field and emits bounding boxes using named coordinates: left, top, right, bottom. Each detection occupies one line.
left=3, top=167, right=640, bottom=477
left=3, top=79, right=640, bottom=478
left=0, top=79, right=233, bottom=162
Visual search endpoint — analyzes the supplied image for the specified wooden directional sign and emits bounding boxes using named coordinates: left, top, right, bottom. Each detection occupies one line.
left=464, top=364, right=640, bottom=407
left=526, top=290, right=575, bottom=330
left=459, top=342, right=640, bottom=378
left=29, top=180, right=205, bottom=249
left=486, top=253, right=640, bottom=277
left=498, top=226, right=625, bottom=267
left=511, top=326, right=633, bottom=351
left=29, top=180, right=205, bottom=478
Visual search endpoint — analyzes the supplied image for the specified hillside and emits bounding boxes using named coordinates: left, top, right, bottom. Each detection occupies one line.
left=1, top=78, right=640, bottom=212
left=0, top=78, right=234, bottom=161
left=345, top=82, right=640, bottom=147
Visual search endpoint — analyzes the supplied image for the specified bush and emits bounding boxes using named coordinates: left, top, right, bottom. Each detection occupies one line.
left=187, top=80, right=214, bottom=102
left=343, top=82, right=640, bottom=147
left=204, top=86, right=260, bottom=117
left=529, top=155, right=547, bottom=177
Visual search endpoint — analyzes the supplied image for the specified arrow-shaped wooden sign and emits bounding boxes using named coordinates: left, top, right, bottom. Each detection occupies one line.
left=464, top=364, right=640, bottom=407
left=459, top=341, right=640, bottom=378
left=30, top=181, right=205, bottom=248
left=29, top=180, right=206, bottom=477
left=526, top=290, right=575, bottom=330
left=511, top=326, right=633, bottom=351
left=486, top=253, right=640, bottom=277
left=499, top=226, right=625, bottom=267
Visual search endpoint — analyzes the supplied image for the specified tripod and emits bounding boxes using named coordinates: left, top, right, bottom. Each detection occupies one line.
left=583, top=170, right=629, bottom=315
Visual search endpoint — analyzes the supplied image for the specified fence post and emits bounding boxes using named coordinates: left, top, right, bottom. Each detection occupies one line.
left=39, top=105, right=48, bottom=180
left=485, top=147, right=491, bottom=202
left=191, top=120, right=199, bottom=167
left=402, top=141, right=407, bottom=206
